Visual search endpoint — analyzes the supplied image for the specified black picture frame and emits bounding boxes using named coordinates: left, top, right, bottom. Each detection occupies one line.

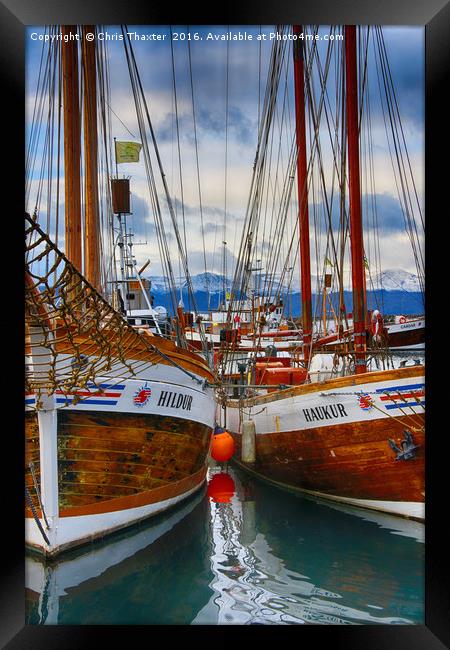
left=2, top=0, right=448, bottom=647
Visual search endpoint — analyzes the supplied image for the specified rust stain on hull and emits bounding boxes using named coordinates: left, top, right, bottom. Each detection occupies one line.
left=232, top=415, right=424, bottom=503
left=25, top=410, right=212, bottom=518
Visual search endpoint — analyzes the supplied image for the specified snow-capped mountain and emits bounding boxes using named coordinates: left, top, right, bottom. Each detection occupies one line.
left=147, top=276, right=171, bottom=292
left=373, top=269, right=422, bottom=292
left=148, top=269, right=422, bottom=294
left=189, top=272, right=231, bottom=293
left=145, top=268, right=423, bottom=315
left=148, top=272, right=231, bottom=293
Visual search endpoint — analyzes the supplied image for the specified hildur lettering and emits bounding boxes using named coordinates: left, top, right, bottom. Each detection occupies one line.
left=302, top=403, right=348, bottom=423
left=157, top=390, right=193, bottom=411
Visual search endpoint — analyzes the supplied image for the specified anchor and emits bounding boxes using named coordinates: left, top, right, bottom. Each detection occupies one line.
left=388, top=430, right=419, bottom=461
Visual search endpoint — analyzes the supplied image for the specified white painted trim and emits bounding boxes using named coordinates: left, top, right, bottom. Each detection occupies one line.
left=26, top=477, right=205, bottom=556
left=293, top=487, right=424, bottom=521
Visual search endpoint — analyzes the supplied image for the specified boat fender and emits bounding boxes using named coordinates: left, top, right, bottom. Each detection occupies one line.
left=211, top=427, right=235, bottom=462
left=241, top=420, right=256, bottom=463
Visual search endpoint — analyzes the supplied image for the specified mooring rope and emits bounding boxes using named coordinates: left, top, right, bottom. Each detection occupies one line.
left=25, top=485, right=50, bottom=546
left=29, top=461, right=49, bottom=530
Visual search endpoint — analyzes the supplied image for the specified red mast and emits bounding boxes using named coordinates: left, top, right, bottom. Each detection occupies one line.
left=345, top=25, right=367, bottom=374
left=292, top=25, right=312, bottom=365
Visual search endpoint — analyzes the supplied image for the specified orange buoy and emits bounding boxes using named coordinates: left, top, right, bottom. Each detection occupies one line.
left=207, top=472, right=235, bottom=503
left=210, top=427, right=235, bottom=462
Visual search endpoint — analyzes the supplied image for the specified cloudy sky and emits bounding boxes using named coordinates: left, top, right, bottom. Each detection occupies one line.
left=25, top=25, right=424, bottom=291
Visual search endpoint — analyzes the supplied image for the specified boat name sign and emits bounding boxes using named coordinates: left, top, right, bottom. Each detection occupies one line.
left=400, top=321, right=422, bottom=330
left=157, top=390, right=193, bottom=411
left=302, top=403, right=348, bottom=423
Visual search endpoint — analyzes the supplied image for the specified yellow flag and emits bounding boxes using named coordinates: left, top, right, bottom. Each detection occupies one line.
left=115, top=141, right=142, bottom=163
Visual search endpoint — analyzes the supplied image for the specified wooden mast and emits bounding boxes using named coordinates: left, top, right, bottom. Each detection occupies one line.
left=61, top=25, right=82, bottom=271
left=81, top=25, right=101, bottom=291
left=345, top=25, right=367, bottom=374
left=292, top=25, right=313, bottom=365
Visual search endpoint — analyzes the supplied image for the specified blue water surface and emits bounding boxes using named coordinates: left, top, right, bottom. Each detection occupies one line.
left=25, top=464, right=424, bottom=625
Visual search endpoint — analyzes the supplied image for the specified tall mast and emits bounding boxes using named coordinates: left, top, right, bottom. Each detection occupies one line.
left=292, top=25, right=312, bottom=364
left=345, top=25, right=367, bottom=373
left=61, top=25, right=82, bottom=270
left=82, top=25, right=101, bottom=291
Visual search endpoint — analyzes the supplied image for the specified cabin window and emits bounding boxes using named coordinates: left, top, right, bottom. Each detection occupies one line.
left=126, top=293, right=135, bottom=300
left=128, top=318, right=135, bottom=325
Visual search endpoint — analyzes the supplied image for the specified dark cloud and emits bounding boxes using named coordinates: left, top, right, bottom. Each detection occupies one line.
left=365, top=27, right=424, bottom=127
left=362, top=192, right=410, bottom=233
left=128, top=194, right=175, bottom=242
left=327, top=192, right=408, bottom=233
left=307, top=192, right=408, bottom=234
left=197, top=105, right=256, bottom=145
left=151, top=103, right=257, bottom=147
left=307, top=26, right=424, bottom=129
left=166, top=197, right=245, bottom=231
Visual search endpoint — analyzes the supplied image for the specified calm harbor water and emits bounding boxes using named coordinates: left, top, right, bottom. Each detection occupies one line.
left=25, top=463, right=424, bottom=626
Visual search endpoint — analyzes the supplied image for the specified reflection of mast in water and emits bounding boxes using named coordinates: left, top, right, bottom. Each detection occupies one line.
left=194, top=468, right=415, bottom=625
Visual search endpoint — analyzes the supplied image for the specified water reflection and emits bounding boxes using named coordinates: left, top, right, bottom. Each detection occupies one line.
left=195, top=467, right=424, bottom=625
left=26, top=490, right=213, bottom=625
left=25, top=465, right=424, bottom=625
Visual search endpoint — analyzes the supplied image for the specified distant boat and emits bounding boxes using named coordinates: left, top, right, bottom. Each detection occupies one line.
left=386, top=316, right=425, bottom=350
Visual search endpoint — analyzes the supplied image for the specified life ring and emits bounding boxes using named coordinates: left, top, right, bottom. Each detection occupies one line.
left=371, top=311, right=383, bottom=336
left=399, top=316, right=406, bottom=324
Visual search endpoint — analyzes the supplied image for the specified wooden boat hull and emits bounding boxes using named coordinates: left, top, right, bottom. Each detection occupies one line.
left=386, top=318, right=425, bottom=350
left=223, top=366, right=425, bottom=520
left=25, top=364, right=215, bottom=557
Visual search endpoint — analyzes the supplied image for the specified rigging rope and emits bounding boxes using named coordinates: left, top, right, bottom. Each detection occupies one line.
left=121, top=26, right=208, bottom=352
left=25, top=214, right=209, bottom=405
left=187, top=33, right=209, bottom=299
left=169, top=27, right=189, bottom=308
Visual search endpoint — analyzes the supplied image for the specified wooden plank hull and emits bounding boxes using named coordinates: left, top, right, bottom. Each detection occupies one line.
left=25, top=366, right=215, bottom=557
left=223, top=366, right=425, bottom=520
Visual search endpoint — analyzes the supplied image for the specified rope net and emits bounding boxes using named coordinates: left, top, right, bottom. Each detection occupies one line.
left=25, top=213, right=163, bottom=407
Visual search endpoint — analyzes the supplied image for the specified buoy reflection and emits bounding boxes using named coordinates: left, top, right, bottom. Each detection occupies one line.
left=207, top=471, right=236, bottom=504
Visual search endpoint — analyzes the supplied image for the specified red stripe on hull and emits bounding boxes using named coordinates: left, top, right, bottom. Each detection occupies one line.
left=380, top=391, right=424, bottom=401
